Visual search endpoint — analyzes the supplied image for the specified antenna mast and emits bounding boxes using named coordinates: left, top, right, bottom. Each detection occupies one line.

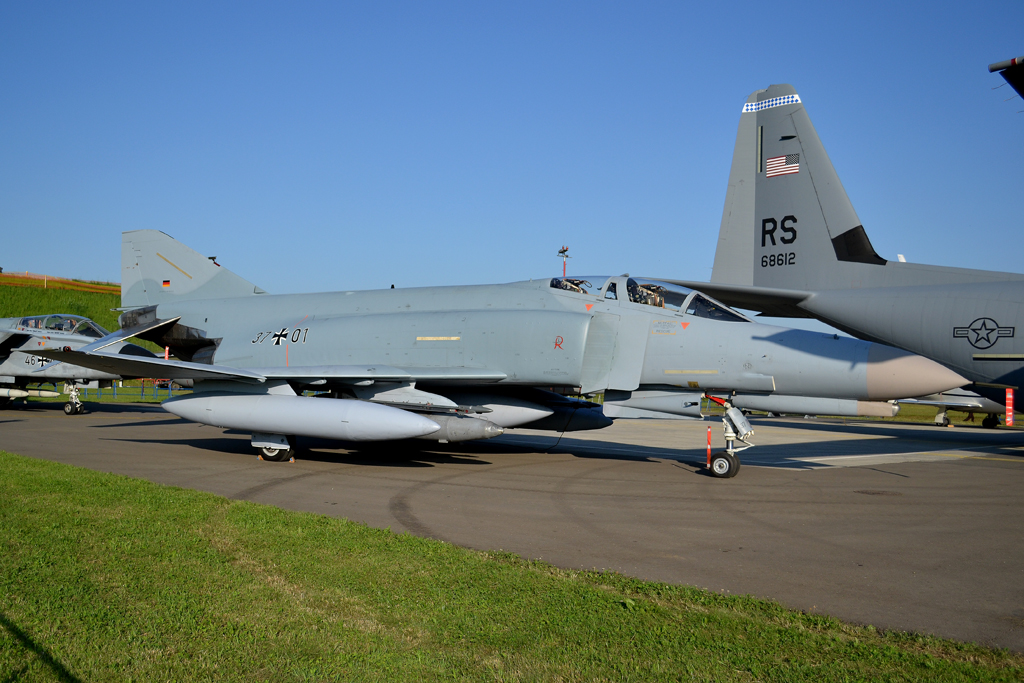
left=557, top=246, right=570, bottom=277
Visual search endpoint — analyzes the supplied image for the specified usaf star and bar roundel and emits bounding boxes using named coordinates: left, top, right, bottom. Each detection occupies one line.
left=953, top=317, right=1015, bottom=350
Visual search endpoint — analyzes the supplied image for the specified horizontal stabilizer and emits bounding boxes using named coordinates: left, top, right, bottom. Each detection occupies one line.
left=80, top=315, right=181, bottom=353
left=33, top=348, right=267, bottom=383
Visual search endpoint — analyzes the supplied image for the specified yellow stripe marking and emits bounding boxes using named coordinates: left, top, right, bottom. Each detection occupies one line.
left=416, top=336, right=461, bottom=341
left=157, top=253, right=193, bottom=280
left=665, top=369, right=719, bottom=375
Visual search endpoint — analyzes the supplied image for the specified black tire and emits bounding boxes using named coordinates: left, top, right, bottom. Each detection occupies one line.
left=75, top=404, right=85, bottom=415
left=259, top=446, right=294, bottom=462
left=0, top=398, right=10, bottom=410
left=982, top=415, right=1000, bottom=429
left=709, top=451, right=740, bottom=478
left=64, top=402, right=75, bottom=415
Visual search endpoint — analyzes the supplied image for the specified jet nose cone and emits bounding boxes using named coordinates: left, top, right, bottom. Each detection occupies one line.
left=865, top=345, right=967, bottom=400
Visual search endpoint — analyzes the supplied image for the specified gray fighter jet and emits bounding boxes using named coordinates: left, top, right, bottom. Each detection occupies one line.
left=0, top=314, right=150, bottom=413
left=665, top=84, right=1023, bottom=421
left=38, top=231, right=964, bottom=477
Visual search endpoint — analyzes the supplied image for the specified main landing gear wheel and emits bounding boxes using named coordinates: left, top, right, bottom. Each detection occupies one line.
left=259, top=446, right=294, bottom=462
left=709, top=451, right=740, bottom=478
left=982, top=415, right=1000, bottom=429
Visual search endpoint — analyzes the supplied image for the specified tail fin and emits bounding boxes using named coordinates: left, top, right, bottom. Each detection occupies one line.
left=711, top=84, right=886, bottom=292
left=121, top=230, right=266, bottom=308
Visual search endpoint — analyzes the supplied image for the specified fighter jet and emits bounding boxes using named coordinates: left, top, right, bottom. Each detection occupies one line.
left=664, top=84, right=1024, bottom=419
left=0, top=314, right=151, bottom=414
left=37, top=231, right=964, bottom=477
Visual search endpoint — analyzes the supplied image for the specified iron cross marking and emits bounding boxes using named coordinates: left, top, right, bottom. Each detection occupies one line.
left=272, top=328, right=289, bottom=345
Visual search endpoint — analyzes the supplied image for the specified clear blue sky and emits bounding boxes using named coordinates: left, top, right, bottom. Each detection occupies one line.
left=2, top=1, right=1022, bottom=295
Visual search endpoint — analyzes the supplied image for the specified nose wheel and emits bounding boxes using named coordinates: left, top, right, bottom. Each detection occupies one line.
left=709, top=451, right=740, bottom=478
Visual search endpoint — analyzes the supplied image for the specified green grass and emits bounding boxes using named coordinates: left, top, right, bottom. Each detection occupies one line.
left=0, top=285, right=121, bottom=332
left=1, top=452, right=1021, bottom=681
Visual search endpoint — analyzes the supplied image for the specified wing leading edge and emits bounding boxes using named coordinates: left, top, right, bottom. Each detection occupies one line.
left=33, top=347, right=508, bottom=385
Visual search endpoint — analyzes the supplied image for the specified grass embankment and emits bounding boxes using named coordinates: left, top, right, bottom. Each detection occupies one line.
left=1, top=452, right=1020, bottom=681
left=0, top=284, right=121, bottom=332
left=0, top=283, right=167, bottom=361
left=0, top=273, right=119, bottom=295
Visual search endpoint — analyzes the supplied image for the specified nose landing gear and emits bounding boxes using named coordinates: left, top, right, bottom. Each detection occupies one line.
left=705, top=395, right=755, bottom=479
left=63, top=382, right=85, bottom=415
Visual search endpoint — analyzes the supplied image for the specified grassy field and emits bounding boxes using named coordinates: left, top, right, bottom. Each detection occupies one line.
left=0, top=284, right=121, bottom=332
left=1, top=451, right=1021, bottom=682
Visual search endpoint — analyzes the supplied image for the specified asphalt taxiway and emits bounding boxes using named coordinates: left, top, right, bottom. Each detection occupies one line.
left=2, top=402, right=1024, bottom=650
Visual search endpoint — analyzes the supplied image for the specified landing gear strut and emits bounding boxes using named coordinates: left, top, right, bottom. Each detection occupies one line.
left=63, top=382, right=84, bottom=415
left=705, top=396, right=755, bottom=479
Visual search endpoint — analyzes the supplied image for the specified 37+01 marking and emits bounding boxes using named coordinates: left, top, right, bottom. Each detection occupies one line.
left=252, top=327, right=310, bottom=345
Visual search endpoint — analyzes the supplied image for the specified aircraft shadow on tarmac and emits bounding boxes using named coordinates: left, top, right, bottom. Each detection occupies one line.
left=82, top=401, right=1024, bottom=470
left=89, top=417, right=193, bottom=428
left=100, top=433, right=496, bottom=469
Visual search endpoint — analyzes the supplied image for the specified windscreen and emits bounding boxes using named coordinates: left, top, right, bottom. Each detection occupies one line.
left=72, top=320, right=110, bottom=338
left=684, top=294, right=750, bottom=322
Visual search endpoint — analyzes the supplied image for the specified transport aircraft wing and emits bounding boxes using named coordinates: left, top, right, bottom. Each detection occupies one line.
left=990, top=55, right=1024, bottom=100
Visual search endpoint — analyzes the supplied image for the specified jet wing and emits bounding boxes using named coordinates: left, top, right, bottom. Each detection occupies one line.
left=33, top=348, right=508, bottom=385
left=654, top=279, right=814, bottom=318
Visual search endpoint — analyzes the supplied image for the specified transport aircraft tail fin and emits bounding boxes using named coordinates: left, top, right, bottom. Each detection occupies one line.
left=121, top=230, right=266, bottom=308
left=710, top=84, right=886, bottom=294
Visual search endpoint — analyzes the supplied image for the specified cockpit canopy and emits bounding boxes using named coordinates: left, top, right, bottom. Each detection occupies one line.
left=550, top=276, right=749, bottom=322
left=18, top=314, right=110, bottom=338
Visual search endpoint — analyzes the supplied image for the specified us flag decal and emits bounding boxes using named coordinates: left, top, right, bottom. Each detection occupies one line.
left=766, top=154, right=800, bottom=177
